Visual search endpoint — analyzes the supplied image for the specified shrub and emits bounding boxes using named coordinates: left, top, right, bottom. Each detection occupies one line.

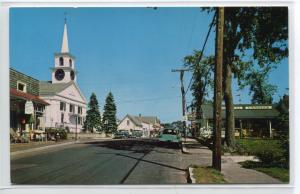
left=45, top=128, right=68, bottom=140
left=236, top=138, right=288, bottom=167
left=56, top=128, right=68, bottom=139
left=253, top=142, right=284, bottom=166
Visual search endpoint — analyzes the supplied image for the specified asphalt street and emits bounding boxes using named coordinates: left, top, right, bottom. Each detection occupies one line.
left=11, top=139, right=192, bottom=185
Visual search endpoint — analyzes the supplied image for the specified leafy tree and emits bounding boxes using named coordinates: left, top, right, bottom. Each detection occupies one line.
left=83, top=93, right=101, bottom=132
left=242, top=68, right=277, bottom=104
left=201, top=7, right=288, bottom=148
left=184, top=52, right=214, bottom=134
left=102, top=92, right=117, bottom=133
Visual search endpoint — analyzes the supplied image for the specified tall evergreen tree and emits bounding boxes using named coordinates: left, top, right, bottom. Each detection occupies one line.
left=102, top=92, right=117, bottom=133
left=83, top=93, right=101, bottom=132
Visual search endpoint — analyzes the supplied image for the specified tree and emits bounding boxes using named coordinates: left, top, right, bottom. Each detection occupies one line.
left=184, top=52, right=214, bottom=135
left=102, top=92, right=117, bottom=133
left=83, top=93, right=101, bottom=132
left=276, top=94, right=289, bottom=133
left=201, top=7, right=288, bottom=148
left=242, top=68, right=277, bottom=104
left=275, top=94, right=289, bottom=167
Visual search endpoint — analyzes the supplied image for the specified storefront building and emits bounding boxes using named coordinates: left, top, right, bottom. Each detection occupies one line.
left=189, top=104, right=280, bottom=138
left=10, top=68, right=49, bottom=137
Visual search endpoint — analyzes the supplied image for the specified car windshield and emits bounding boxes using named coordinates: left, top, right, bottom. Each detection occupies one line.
left=162, top=129, right=177, bottom=135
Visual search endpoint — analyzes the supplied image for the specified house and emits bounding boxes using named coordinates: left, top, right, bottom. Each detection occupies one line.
left=188, top=103, right=280, bottom=138
left=10, top=68, right=49, bottom=137
left=117, top=114, right=162, bottom=137
left=39, top=20, right=87, bottom=133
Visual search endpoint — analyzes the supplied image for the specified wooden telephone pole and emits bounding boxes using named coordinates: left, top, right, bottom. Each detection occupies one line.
left=212, top=7, right=224, bottom=171
left=172, top=68, right=191, bottom=141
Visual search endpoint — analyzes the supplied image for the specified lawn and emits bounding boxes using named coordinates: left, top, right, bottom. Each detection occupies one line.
left=235, top=138, right=281, bottom=155
left=191, top=166, right=226, bottom=183
left=235, top=138, right=289, bottom=183
left=239, top=161, right=289, bottom=183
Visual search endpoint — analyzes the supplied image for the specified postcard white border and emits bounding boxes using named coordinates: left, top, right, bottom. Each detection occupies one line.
left=0, top=1, right=298, bottom=194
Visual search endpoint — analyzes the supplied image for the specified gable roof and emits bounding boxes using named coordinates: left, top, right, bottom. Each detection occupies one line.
left=134, top=116, right=160, bottom=125
left=126, top=114, right=142, bottom=127
left=39, top=81, right=87, bottom=102
left=39, top=81, right=72, bottom=96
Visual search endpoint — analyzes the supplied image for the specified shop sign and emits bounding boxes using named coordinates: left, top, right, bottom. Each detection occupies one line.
left=25, top=100, right=34, bottom=114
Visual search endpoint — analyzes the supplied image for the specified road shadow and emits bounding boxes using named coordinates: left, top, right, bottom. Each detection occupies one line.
left=85, top=139, right=185, bottom=183
left=84, top=139, right=180, bottom=153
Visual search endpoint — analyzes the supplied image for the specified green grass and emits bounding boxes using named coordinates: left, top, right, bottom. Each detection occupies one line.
left=191, top=166, right=226, bottom=183
left=235, top=138, right=281, bottom=155
left=240, top=161, right=289, bottom=183
left=236, top=139, right=289, bottom=183
left=255, top=167, right=289, bottom=183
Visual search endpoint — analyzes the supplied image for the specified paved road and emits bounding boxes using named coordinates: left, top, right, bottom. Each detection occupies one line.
left=11, top=139, right=188, bottom=185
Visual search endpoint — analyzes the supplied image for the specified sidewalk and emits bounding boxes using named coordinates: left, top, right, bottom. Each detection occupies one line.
left=10, top=137, right=113, bottom=156
left=10, top=139, right=74, bottom=153
left=181, top=138, right=282, bottom=184
left=10, top=140, right=76, bottom=156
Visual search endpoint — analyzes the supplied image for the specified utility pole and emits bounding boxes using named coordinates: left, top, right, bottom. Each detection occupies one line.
left=172, top=68, right=191, bottom=141
left=212, top=7, right=224, bottom=171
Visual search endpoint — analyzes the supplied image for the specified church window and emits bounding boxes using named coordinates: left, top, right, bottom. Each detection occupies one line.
left=59, top=57, right=64, bottom=66
left=78, top=107, right=82, bottom=115
left=77, top=116, right=82, bottom=125
left=127, top=120, right=130, bottom=126
left=69, top=104, right=75, bottom=113
left=69, top=59, right=72, bottom=67
left=60, top=102, right=66, bottom=111
left=61, top=113, right=64, bottom=123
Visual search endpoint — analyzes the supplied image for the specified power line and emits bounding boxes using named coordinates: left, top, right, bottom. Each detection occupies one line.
left=116, top=96, right=181, bottom=104
left=184, top=12, right=217, bottom=98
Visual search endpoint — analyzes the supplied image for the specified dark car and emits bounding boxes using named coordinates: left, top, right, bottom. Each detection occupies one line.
left=131, top=130, right=143, bottom=138
left=113, top=131, right=130, bottom=139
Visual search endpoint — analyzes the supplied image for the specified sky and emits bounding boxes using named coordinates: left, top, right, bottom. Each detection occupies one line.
left=10, top=7, right=289, bottom=123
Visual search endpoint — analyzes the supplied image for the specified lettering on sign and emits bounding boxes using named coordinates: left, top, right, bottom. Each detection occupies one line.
left=245, top=106, right=272, bottom=110
left=25, top=100, right=34, bottom=114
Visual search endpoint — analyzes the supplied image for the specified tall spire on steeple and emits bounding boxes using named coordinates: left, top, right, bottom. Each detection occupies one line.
left=61, top=13, right=69, bottom=53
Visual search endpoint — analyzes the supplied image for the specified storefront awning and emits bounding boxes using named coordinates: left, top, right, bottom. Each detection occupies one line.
left=10, top=88, right=49, bottom=106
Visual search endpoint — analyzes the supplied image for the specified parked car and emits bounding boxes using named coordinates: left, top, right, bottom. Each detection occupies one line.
left=159, top=128, right=181, bottom=144
left=132, top=130, right=143, bottom=138
left=113, top=131, right=130, bottom=139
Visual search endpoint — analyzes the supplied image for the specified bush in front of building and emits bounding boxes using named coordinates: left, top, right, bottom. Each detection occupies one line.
left=56, top=128, right=68, bottom=139
left=45, top=128, right=68, bottom=140
left=235, top=138, right=288, bottom=168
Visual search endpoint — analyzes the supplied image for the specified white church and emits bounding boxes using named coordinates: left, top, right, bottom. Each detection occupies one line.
left=39, top=20, right=87, bottom=133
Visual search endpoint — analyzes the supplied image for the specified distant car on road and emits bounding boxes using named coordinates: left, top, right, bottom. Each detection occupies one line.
left=131, top=130, right=143, bottom=138
left=159, top=128, right=181, bottom=145
left=113, top=131, right=130, bottom=139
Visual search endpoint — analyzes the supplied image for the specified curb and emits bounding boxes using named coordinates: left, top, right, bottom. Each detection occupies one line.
left=187, top=167, right=196, bottom=183
left=11, top=141, right=75, bottom=156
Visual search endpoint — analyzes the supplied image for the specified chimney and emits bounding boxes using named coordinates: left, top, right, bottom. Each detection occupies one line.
left=139, top=113, right=141, bottom=117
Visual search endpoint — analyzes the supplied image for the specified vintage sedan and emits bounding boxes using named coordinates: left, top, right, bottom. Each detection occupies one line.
left=158, top=128, right=181, bottom=145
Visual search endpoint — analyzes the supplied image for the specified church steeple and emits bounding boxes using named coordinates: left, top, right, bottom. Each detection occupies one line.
left=52, top=17, right=76, bottom=84
left=61, top=18, right=69, bottom=53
